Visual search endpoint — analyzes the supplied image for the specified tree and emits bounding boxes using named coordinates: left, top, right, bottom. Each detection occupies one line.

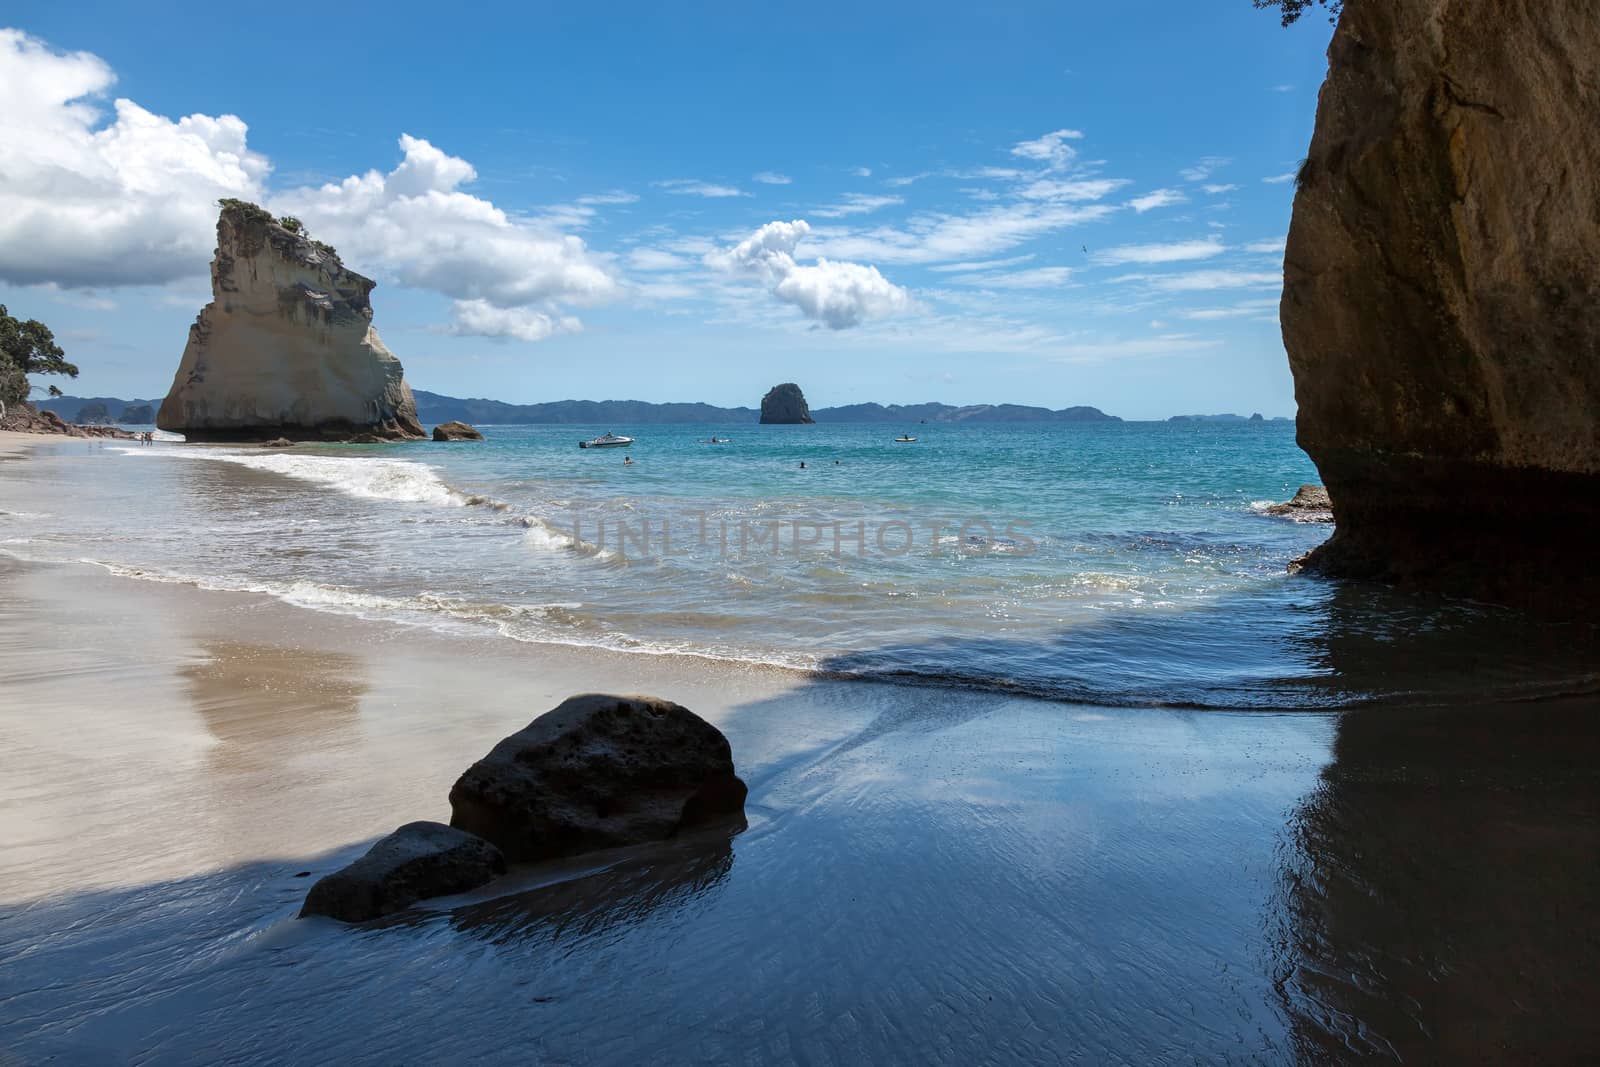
left=0, top=304, right=78, bottom=408
left=278, top=216, right=304, bottom=234
left=1253, top=0, right=1343, bottom=25
left=78, top=401, right=111, bottom=423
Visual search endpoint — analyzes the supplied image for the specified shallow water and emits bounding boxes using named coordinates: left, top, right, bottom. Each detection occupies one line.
left=2, top=423, right=1596, bottom=708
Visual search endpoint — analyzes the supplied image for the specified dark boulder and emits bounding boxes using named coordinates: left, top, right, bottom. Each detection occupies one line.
left=299, top=820, right=505, bottom=923
left=759, top=383, right=815, bottom=425
left=449, top=693, right=748, bottom=863
left=433, top=420, right=484, bottom=441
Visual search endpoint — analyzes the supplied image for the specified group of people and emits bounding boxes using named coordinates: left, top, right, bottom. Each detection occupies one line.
left=135, top=431, right=156, bottom=445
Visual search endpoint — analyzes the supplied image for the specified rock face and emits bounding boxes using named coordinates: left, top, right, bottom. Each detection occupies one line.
left=157, top=202, right=425, bottom=442
left=1283, top=0, right=1600, bottom=605
left=1265, top=484, right=1334, bottom=522
left=299, top=821, right=505, bottom=923
left=449, top=694, right=748, bottom=862
left=759, top=383, right=815, bottom=424
left=432, top=420, right=484, bottom=441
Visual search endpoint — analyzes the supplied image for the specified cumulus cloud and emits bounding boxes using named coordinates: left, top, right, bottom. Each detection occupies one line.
left=1011, top=128, right=1084, bottom=170
left=1127, top=189, right=1187, bottom=214
left=449, top=300, right=581, bottom=342
left=1093, top=237, right=1225, bottom=266
left=851, top=166, right=873, bottom=178
left=753, top=171, right=792, bottom=185
left=707, top=219, right=909, bottom=329
left=274, top=135, right=620, bottom=320
left=0, top=28, right=269, bottom=288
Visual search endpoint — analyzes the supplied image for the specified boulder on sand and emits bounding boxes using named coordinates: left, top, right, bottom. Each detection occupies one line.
left=449, top=694, right=748, bottom=862
left=433, top=420, right=484, bottom=441
left=299, top=821, right=505, bottom=923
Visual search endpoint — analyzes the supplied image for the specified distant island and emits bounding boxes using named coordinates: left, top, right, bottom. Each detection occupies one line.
left=43, top=390, right=1146, bottom=425
left=1168, top=413, right=1292, bottom=423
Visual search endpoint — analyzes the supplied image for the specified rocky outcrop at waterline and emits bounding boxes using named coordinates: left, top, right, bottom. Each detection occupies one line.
left=1265, top=484, right=1333, bottom=523
left=1282, top=0, right=1600, bottom=606
left=156, top=201, right=425, bottom=442
left=759, top=383, right=814, bottom=424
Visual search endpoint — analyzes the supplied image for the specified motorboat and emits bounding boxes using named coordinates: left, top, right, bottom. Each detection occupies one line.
left=579, top=432, right=634, bottom=449
left=894, top=434, right=918, bottom=443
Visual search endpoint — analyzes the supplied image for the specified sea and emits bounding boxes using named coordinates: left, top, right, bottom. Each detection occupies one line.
left=3, top=418, right=1595, bottom=710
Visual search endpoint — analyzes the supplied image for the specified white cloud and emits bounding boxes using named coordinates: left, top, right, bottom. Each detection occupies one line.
left=0, top=28, right=269, bottom=288
left=1127, top=189, right=1188, bottom=213
left=949, top=266, right=1073, bottom=289
left=851, top=166, right=873, bottom=178
left=1262, top=172, right=1297, bottom=184
left=1145, top=270, right=1281, bottom=292
left=576, top=191, right=638, bottom=205
left=1010, top=128, right=1084, bottom=170
left=1244, top=236, right=1287, bottom=254
left=807, top=201, right=1116, bottom=266
left=449, top=300, right=581, bottom=342
left=1201, top=183, right=1239, bottom=194
left=1016, top=178, right=1129, bottom=202
left=1179, top=298, right=1280, bottom=320
left=275, top=135, right=620, bottom=316
left=1094, top=237, right=1225, bottom=266
left=707, top=219, right=909, bottom=329
left=1271, top=84, right=1295, bottom=93
left=753, top=171, right=792, bottom=185
left=1180, top=156, right=1231, bottom=182
left=927, top=254, right=1036, bottom=273
left=626, top=248, right=690, bottom=271
left=884, top=172, right=931, bottom=188
left=812, top=193, right=903, bottom=218
left=654, top=178, right=748, bottom=198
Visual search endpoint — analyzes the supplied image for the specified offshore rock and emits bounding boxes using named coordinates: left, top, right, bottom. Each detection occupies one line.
left=758, top=383, right=814, bottom=424
left=1282, top=0, right=1600, bottom=606
left=432, top=420, right=484, bottom=441
left=157, top=201, right=425, bottom=442
left=299, top=821, right=505, bottom=923
left=1265, top=484, right=1334, bottom=523
left=449, top=694, right=748, bottom=863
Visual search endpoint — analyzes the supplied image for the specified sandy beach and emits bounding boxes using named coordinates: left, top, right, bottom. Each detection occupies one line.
left=2, top=441, right=1598, bottom=1063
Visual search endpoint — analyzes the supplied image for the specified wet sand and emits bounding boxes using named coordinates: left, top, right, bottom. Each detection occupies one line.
left=2, top=459, right=1598, bottom=1061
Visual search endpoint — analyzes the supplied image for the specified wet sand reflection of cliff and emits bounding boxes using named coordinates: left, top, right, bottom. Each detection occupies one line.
left=1273, top=697, right=1600, bottom=1060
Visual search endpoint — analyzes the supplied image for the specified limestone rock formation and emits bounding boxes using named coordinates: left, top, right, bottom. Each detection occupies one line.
left=1282, top=0, right=1600, bottom=605
left=1265, top=484, right=1334, bottom=522
left=449, top=694, right=748, bottom=862
left=432, top=420, right=484, bottom=441
left=157, top=201, right=425, bottom=442
left=759, top=383, right=815, bottom=424
left=299, top=821, right=505, bottom=923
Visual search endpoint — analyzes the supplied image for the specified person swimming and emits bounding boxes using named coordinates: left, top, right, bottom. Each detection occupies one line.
left=798, top=461, right=806, bottom=469
left=624, top=455, right=634, bottom=466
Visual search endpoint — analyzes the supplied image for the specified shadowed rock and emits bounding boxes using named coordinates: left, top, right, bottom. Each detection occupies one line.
left=449, top=694, right=748, bottom=863
left=433, top=421, right=484, bottom=441
left=1282, top=0, right=1600, bottom=606
left=758, top=383, right=814, bottom=425
left=299, top=821, right=505, bottom=923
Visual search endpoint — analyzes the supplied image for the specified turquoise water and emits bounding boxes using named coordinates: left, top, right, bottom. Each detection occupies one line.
left=4, top=420, right=1595, bottom=707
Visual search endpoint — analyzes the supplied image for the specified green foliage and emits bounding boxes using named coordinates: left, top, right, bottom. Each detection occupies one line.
left=216, top=197, right=275, bottom=226
left=0, top=304, right=78, bottom=407
left=278, top=215, right=304, bottom=234
left=1253, top=0, right=1342, bottom=26
left=77, top=401, right=111, bottom=423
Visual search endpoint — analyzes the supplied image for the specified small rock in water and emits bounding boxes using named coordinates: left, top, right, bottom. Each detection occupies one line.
left=1265, top=484, right=1333, bottom=522
left=261, top=437, right=294, bottom=449
left=433, top=420, right=484, bottom=441
left=299, top=821, right=505, bottom=923
left=449, top=693, right=748, bottom=862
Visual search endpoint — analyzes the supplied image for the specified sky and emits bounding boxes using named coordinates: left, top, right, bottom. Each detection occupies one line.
left=0, top=2, right=1335, bottom=419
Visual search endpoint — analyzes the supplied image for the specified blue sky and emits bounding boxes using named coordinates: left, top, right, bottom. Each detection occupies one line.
left=0, top=2, right=1333, bottom=418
